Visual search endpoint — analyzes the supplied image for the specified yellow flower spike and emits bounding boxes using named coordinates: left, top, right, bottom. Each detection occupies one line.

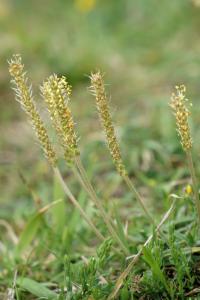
left=90, top=71, right=155, bottom=225
left=90, top=71, right=127, bottom=177
left=170, top=84, right=192, bottom=151
left=9, top=54, right=57, bottom=166
left=41, top=74, right=79, bottom=164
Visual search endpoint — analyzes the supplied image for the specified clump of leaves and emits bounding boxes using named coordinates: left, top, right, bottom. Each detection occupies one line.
left=131, top=220, right=200, bottom=299
left=63, top=238, right=113, bottom=299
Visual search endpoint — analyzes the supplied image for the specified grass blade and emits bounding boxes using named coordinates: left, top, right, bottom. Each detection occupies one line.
left=16, top=199, right=63, bottom=256
left=17, top=277, right=57, bottom=299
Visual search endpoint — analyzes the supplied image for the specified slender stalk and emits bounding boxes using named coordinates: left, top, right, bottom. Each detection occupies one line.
left=123, top=175, right=155, bottom=225
left=72, top=165, right=93, bottom=199
left=74, top=156, right=129, bottom=255
left=53, top=167, right=105, bottom=242
left=71, top=165, right=123, bottom=256
left=108, top=199, right=176, bottom=300
left=186, top=151, right=200, bottom=222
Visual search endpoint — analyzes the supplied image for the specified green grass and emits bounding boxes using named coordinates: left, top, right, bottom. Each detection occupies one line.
left=1, top=172, right=200, bottom=299
left=2, top=0, right=200, bottom=299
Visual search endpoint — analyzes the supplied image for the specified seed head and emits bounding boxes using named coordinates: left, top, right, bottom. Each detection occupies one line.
left=90, top=71, right=127, bottom=176
left=8, top=54, right=57, bottom=166
left=170, top=85, right=192, bottom=151
left=41, top=74, right=79, bottom=164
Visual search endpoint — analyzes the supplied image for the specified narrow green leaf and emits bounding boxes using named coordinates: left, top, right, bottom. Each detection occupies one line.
left=16, top=199, right=63, bottom=256
left=17, top=277, right=57, bottom=299
left=113, top=206, right=129, bottom=249
left=16, top=212, right=43, bottom=256
left=142, top=246, right=171, bottom=296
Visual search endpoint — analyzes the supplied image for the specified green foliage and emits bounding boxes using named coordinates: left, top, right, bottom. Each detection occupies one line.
left=142, top=242, right=173, bottom=298
left=131, top=217, right=199, bottom=299
left=62, top=238, right=113, bottom=299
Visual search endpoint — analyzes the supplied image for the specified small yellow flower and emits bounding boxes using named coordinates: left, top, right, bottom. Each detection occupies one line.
left=186, top=184, right=192, bottom=195
left=75, top=0, right=96, bottom=13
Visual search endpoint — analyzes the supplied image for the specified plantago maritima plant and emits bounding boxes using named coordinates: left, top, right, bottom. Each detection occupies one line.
left=170, top=85, right=200, bottom=222
left=90, top=71, right=154, bottom=224
left=8, top=54, right=105, bottom=243
left=41, top=74, right=129, bottom=255
left=9, top=55, right=199, bottom=300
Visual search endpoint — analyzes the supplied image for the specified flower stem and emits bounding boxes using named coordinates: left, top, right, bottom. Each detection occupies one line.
left=123, top=175, right=155, bottom=225
left=186, top=151, right=200, bottom=222
left=53, top=166, right=105, bottom=242
left=74, top=156, right=130, bottom=255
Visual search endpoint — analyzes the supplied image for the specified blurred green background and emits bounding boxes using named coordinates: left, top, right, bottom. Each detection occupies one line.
left=1, top=0, right=200, bottom=213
